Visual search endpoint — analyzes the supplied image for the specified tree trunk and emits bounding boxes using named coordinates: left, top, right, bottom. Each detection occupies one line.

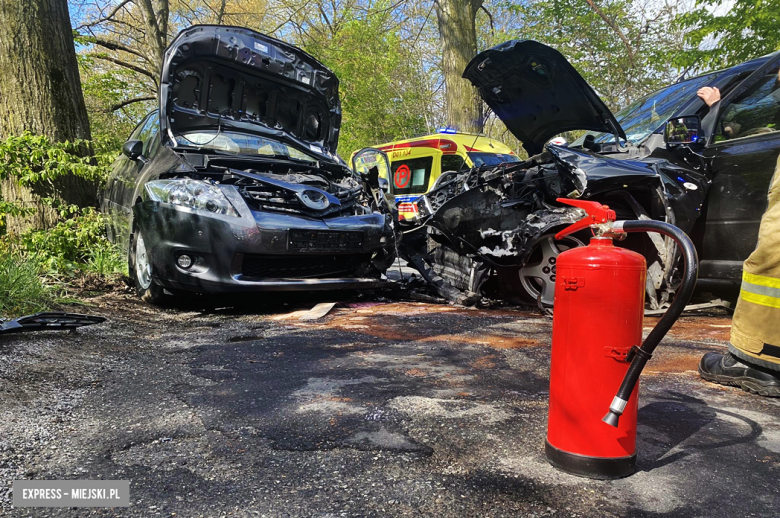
left=0, top=0, right=95, bottom=234
left=434, top=0, right=483, bottom=133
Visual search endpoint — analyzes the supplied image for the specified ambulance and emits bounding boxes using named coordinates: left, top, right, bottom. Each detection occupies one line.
left=358, top=129, right=521, bottom=220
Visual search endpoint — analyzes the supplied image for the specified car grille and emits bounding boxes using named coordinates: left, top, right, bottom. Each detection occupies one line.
left=288, top=230, right=364, bottom=252
left=241, top=254, right=371, bottom=279
left=240, top=186, right=360, bottom=217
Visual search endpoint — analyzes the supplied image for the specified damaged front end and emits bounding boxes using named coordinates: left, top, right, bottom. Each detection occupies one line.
left=130, top=145, right=397, bottom=295
left=400, top=145, right=706, bottom=308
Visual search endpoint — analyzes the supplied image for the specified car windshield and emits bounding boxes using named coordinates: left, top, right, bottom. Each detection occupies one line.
left=468, top=152, right=522, bottom=167
left=577, top=73, right=718, bottom=145
left=174, top=131, right=317, bottom=162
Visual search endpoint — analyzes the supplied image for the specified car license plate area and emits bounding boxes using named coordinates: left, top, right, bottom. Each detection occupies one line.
left=288, top=230, right=364, bottom=252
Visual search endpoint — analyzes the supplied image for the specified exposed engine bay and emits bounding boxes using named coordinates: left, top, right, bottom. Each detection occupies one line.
left=399, top=144, right=707, bottom=309
left=155, top=150, right=386, bottom=219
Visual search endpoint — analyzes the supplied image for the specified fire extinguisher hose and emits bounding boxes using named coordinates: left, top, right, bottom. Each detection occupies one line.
left=602, top=219, right=699, bottom=427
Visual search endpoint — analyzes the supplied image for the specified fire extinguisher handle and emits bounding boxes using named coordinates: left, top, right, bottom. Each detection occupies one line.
left=602, top=219, right=699, bottom=428
left=555, top=198, right=617, bottom=240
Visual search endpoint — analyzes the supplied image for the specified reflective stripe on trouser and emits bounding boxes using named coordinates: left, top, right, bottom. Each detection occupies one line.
left=730, top=154, right=780, bottom=370
left=740, top=272, right=780, bottom=309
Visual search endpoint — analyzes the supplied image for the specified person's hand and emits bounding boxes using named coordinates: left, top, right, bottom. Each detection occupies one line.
left=698, top=86, right=721, bottom=107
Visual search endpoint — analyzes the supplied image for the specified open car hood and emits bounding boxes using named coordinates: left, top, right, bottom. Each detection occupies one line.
left=463, top=40, right=626, bottom=155
left=159, top=25, right=341, bottom=155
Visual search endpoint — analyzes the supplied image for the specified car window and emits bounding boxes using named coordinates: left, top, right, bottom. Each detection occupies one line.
left=467, top=152, right=521, bottom=167
left=577, top=73, right=718, bottom=145
left=137, top=111, right=159, bottom=157
left=391, top=156, right=433, bottom=195
left=174, top=130, right=317, bottom=162
left=441, top=155, right=466, bottom=172
left=716, top=69, right=780, bottom=141
left=129, top=112, right=154, bottom=141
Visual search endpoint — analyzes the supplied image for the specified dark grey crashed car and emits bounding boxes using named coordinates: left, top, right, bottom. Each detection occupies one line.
left=102, top=26, right=395, bottom=303
left=400, top=40, right=780, bottom=308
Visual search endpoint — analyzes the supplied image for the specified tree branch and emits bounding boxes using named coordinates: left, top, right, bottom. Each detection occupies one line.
left=80, top=35, right=149, bottom=61
left=138, top=0, right=166, bottom=64
left=74, top=0, right=133, bottom=31
left=87, top=53, right=158, bottom=84
left=479, top=5, right=495, bottom=34
left=108, top=95, right=156, bottom=112
left=216, top=0, right=227, bottom=24
left=584, top=0, right=636, bottom=65
left=156, top=0, right=169, bottom=42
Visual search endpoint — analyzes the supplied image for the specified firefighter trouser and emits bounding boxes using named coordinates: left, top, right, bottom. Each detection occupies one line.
left=729, top=154, right=780, bottom=371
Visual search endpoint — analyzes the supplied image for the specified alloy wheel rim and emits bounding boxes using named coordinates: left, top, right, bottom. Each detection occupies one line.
left=135, top=234, right=152, bottom=290
left=519, top=235, right=585, bottom=306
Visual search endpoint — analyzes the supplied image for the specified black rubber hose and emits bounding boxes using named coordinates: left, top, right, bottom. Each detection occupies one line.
left=602, top=220, right=699, bottom=427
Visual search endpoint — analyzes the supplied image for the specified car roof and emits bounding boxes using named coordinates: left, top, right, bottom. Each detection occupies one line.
left=667, top=55, right=773, bottom=89
left=370, top=133, right=517, bottom=156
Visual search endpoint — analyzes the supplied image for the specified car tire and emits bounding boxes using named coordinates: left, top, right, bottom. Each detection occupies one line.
left=129, top=227, right=169, bottom=305
left=497, top=232, right=586, bottom=307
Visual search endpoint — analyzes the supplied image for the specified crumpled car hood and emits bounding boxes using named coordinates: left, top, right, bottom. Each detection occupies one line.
left=159, top=25, right=342, bottom=155
left=463, top=40, right=626, bottom=155
left=547, top=145, right=660, bottom=198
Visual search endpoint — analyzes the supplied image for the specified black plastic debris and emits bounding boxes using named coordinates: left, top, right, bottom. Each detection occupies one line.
left=0, top=312, right=107, bottom=335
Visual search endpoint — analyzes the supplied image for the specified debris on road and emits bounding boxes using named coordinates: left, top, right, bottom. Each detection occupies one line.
left=644, top=298, right=733, bottom=316
left=299, top=302, right=339, bottom=321
left=0, top=312, right=106, bottom=335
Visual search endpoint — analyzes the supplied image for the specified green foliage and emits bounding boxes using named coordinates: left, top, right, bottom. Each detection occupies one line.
left=0, top=252, right=53, bottom=316
left=0, top=131, right=114, bottom=234
left=500, top=0, right=686, bottom=112
left=302, top=6, right=431, bottom=156
left=0, top=132, right=107, bottom=185
left=0, top=207, right=125, bottom=316
left=676, top=0, right=780, bottom=72
left=0, top=132, right=123, bottom=307
left=78, top=54, right=153, bottom=142
left=15, top=208, right=121, bottom=273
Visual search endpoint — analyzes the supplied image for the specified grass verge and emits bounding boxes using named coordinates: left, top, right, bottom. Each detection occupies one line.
left=0, top=253, right=53, bottom=316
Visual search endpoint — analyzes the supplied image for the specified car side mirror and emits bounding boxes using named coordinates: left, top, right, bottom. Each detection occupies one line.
left=122, top=139, right=144, bottom=160
left=352, top=147, right=391, bottom=191
left=665, top=116, right=703, bottom=146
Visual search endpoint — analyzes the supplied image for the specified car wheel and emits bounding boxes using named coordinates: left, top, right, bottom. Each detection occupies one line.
left=129, top=228, right=168, bottom=305
left=520, top=234, right=586, bottom=306
left=498, top=233, right=586, bottom=307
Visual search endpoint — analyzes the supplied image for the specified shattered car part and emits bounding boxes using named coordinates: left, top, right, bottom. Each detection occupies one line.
left=0, top=313, right=107, bottom=335
left=399, top=141, right=695, bottom=307
left=102, top=26, right=396, bottom=304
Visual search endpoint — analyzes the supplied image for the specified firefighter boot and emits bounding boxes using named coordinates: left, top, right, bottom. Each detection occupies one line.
left=699, top=352, right=780, bottom=397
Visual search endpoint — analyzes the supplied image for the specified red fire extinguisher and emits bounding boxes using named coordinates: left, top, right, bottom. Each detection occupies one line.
left=545, top=199, right=698, bottom=479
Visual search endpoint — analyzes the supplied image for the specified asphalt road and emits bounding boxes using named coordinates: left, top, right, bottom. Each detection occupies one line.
left=0, top=291, right=778, bottom=517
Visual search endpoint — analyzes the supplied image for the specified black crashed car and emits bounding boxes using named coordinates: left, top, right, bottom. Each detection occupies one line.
left=399, top=40, right=780, bottom=308
left=102, top=26, right=396, bottom=304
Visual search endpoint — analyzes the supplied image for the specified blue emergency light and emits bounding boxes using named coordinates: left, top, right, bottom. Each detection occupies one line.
left=437, top=127, right=457, bottom=134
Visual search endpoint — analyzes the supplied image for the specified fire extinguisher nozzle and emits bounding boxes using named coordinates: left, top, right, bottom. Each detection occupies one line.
left=602, top=411, right=621, bottom=428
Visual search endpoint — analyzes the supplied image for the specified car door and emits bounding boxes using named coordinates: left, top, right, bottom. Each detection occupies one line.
left=105, top=114, right=149, bottom=242
left=700, top=54, right=780, bottom=281
left=109, top=111, right=159, bottom=251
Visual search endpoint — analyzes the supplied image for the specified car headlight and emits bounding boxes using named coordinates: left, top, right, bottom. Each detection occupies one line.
left=145, top=179, right=239, bottom=217
left=298, top=189, right=330, bottom=210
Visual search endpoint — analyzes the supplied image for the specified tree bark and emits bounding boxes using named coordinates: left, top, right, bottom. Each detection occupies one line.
left=0, top=0, right=95, bottom=234
left=434, top=0, right=483, bottom=133
left=0, top=0, right=91, bottom=141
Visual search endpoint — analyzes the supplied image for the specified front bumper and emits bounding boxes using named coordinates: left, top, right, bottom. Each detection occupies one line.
left=132, top=196, right=394, bottom=294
